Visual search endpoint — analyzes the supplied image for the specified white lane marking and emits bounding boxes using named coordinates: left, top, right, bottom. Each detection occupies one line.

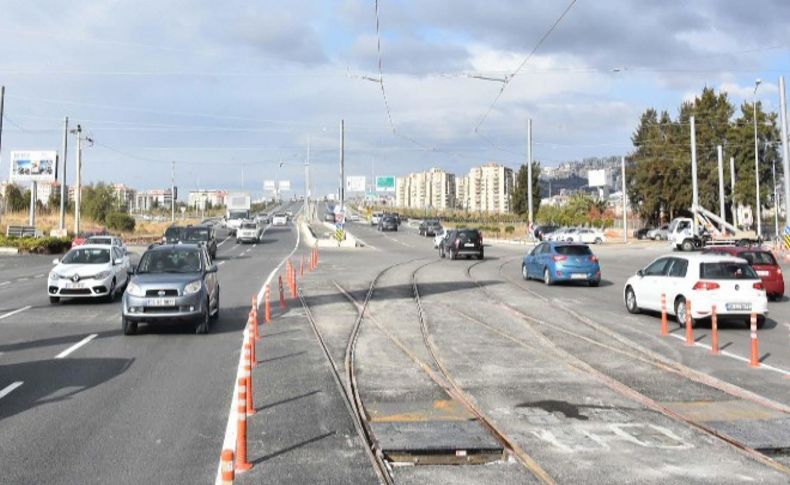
left=0, top=281, right=10, bottom=287
left=217, top=261, right=226, bottom=266
left=0, top=381, right=23, bottom=400
left=55, top=334, right=98, bottom=359
left=17, top=278, right=28, bottom=282
left=252, top=244, right=257, bottom=248
left=215, top=222, right=300, bottom=485
left=0, top=306, right=32, bottom=320
left=217, top=235, right=232, bottom=247
left=35, top=274, right=45, bottom=278
left=668, top=333, right=789, bottom=375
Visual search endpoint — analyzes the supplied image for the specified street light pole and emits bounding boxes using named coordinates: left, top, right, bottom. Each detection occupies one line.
left=779, top=75, right=790, bottom=235
left=171, top=161, right=176, bottom=223
left=527, top=118, right=533, bottom=228
left=773, top=158, right=779, bottom=241
left=621, top=155, right=627, bottom=243
left=59, top=117, right=68, bottom=231
left=730, top=156, right=738, bottom=227
left=753, top=79, right=762, bottom=237
left=690, top=116, right=699, bottom=235
left=72, top=125, right=83, bottom=235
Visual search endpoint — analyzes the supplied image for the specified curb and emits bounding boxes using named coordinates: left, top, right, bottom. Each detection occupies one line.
left=0, top=247, right=19, bottom=255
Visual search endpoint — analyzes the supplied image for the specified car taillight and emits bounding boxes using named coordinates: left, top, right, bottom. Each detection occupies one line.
left=692, top=281, right=720, bottom=291
left=455, top=239, right=460, bottom=248
left=589, top=256, right=598, bottom=263
left=777, top=268, right=783, bottom=275
left=552, top=255, right=567, bottom=262
left=753, top=282, right=765, bottom=290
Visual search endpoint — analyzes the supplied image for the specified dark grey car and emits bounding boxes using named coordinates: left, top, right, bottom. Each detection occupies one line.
left=122, top=245, right=220, bottom=335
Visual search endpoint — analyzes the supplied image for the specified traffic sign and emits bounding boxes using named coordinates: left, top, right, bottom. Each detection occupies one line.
left=375, top=176, right=395, bottom=192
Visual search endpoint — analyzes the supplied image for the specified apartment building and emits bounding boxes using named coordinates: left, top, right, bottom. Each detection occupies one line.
left=134, top=188, right=176, bottom=212
left=188, top=190, right=227, bottom=209
left=112, top=183, right=136, bottom=211
left=457, top=163, right=514, bottom=214
left=395, top=168, right=455, bottom=210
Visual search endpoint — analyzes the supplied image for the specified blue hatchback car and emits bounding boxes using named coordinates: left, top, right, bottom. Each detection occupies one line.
left=522, top=242, right=601, bottom=286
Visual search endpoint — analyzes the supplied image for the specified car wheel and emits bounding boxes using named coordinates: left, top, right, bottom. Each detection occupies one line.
left=589, top=280, right=600, bottom=287
left=122, top=317, right=137, bottom=336
left=105, top=279, right=116, bottom=303
left=675, top=297, right=695, bottom=328
left=522, top=265, right=529, bottom=280
left=440, top=247, right=445, bottom=259
left=195, top=302, right=210, bottom=335
left=543, top=268, right=552, bottom=286
left=625, top=287, right=639, bottom=313
left=595, top=238, right=602, bottom=244
left=211, top=288, right=220, bottom=320
left=681, top=239, right=694, bottom=252
left=49, top=296, right=60, bottom=304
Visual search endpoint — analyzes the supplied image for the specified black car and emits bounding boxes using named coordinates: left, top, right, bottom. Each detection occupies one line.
left=182, top=225, right=218, bottom=259
left=378, top=215, right=398, bottom=232
left=634, top=227, right=653, bottom=240
left=534, top=225, right=559, bottom=241
left=162, top=226, right=185, bottom=245
left=440, top=228, right=484, bottom=260
left=391, top=213, right=402, bottom=225
left=419, top=219, right=442, bottom=237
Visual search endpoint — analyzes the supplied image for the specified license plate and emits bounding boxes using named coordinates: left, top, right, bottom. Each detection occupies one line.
left=147, top=298, right=176, bottom=307
left=726, top=303, right=751, bottom=311
left=756, top=270, right=769, bottom=276
left=464, top=243, right=475, bottom=248
left=571, top=273, right=588, bottom=280
left=65, top=282, right=83, bottom=289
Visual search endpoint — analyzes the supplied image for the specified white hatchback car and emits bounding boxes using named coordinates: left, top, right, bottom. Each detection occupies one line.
left=624, top=253, right=767, bottom=328
left=48, top=244, right=130, bottom=303
left=570, top=228, right=606, bottom=244
left=272, top=213, right=288, bottom=226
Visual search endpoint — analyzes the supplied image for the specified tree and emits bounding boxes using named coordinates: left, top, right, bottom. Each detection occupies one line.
left=81, top=183, right=117, bottom=224
left=511, top=161, right=542, bottom=218
left=5, top=184, right=27, bottom=212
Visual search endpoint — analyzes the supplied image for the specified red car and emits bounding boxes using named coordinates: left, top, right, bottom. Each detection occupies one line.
left=703, top=247, right=784, bottom=301
left=70, top=231, right=106, bottom=248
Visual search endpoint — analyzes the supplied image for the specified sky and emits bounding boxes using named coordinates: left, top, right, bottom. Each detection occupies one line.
left=0, top=0, right=789, bottom=199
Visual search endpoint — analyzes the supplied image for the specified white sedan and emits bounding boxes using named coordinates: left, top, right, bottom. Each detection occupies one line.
left=48, top=245, right=130, bottom=303
left=433, top=229, right=447, bottom=248
left=623, top=253, right=767, bottom=328
left=569, top=228, right=606, bottom=244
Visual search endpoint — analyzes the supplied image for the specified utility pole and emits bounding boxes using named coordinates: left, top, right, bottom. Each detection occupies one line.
left=773, top=158, right=779, bottom=240
left=779, top=75, right=790, bottom=234
left=28, top=180, right=36, bottom=226
left=527, top=118, right=534, bottom=229
left=59, top=116, right=68, bottom=231
left=730, top=156, right=738, bottom=227
left=339, top=119, right=345, bottom=211
left=621, top=155, right=627, bottom=243
left=753, top=79, right=762, bottom=237
left=171, top=161, right=176, bottom=223
left=72, top=124, right=83, bottom=235
left=304, top=139, right=311, bottom=220
left=690, top=116, right=699, bottom=235
left=0, top=86, right=5, bottom=227
left=717, top=145, right=725, bottom=221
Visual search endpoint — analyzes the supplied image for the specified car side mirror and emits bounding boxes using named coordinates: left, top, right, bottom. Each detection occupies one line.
left=127, top=267, right=135, bottom=275
left=636, top=269, right=644, bottom=277
left=52, top=258, right=60, bottom=265
left=207, top=264, right=218, bottom=273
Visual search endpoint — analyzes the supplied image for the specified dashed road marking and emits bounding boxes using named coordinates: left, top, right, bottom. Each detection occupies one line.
left=35, top=274, right=45, bottom=278
left=0, top=281, right=10, bottom=287
left=54, top=334, right=98, bottom=359
left=0, top=306, right=32, bottom=320
left=217, top=261, right=226, bottom=266
left=0, top=381, right=23, bottom=400
left=217, top=235, right=232, bottom=247
left=17, top=278, right=28, bottom=282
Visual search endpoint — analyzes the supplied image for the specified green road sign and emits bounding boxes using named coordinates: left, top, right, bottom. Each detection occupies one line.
left=375, top=176, right=395, bottom=192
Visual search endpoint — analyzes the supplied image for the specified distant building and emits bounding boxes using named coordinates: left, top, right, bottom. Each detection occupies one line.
left=458, top=163, right=514, bottom=214
left=188, top=190, right=227, bottom=210
left=395, top=168, right=456, bottom=210
left=112, top=184, right=136, bottom=211
left=135, top=189, right=175, bottom=212
left=36, top=181, right=61, bottom=206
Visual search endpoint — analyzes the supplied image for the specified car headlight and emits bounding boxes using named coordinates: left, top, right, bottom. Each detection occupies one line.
left=49, top=272, right=61, bottom=281
left=184, top=280, right=202, bottom=295
left=126, top=282, right=145, bottom=297
left=93, top=271, right=111, bottom=280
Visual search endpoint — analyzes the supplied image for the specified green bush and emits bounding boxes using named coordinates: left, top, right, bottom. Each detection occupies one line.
left=106, top=212, right=136, bottom=232
left=0, top=235, right=73, bottom=254
left=505, top=225, right=515, bottom=234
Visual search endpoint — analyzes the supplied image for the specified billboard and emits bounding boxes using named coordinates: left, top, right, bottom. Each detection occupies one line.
left=375, top=176, right=395, bottom=192
left=346, top=176, right=366, bottom=192
left=587, top=169, right=607, bottom=188
left=279, top=180, right=291, bottom=191
left=263, top=180, right=276, bottom=191
left=10, top=151, right=58, bottom=182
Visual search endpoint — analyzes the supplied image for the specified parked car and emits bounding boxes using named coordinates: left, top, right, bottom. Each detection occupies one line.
left=634, top=227, right=653, bottom=240
left=122, top=244, right=220, bottom=335
left=378, top=215, right=398, bottom=232
left=71, top=231, right=107, bottom=248
left=522, top=242, right=601, bottom=286
left=87, top=235, right=127, bottom=254
left=569, top=228, right=606, bottom=244
left=703, top=247, right=784, bottom=301
left=272, top=213, right=288, bottom=226
left=439, top=228, right=484, bottom=260
left=236, top=221, right=262, bottom=243
left=182, top=225, right=218, bottom=259
left=48, top=245, right=130, bottom=303
left=624, top=253, right=767, bottom=328
left=419, top=219, right=442, bottom=237
left=647, top=224, right=669, bottom=240
left=534, top=225, right=559, bottom=241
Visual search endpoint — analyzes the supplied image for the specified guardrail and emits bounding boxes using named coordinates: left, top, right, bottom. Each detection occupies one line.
left=5, top=225, right=39, bottom=238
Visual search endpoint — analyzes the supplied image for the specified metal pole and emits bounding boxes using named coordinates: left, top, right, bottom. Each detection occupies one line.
left=621, top=155, right=627, bottom=243
left=730, top=156, right=737, bottom=227
left=0, top=86, right=5, bottom=226
left=753, top=81, right=762, bottom=237
left=340, top=119, right=345, bottom=211
left=690, top=116, right=699, bottom=235
left=171, top=161, right=175, bottom=223
left=304, top=139, right=311, bottom=220
left=527, top=118, right=533, bottom=227
left=59, top=116, right=68, bottom=231
left=779, top=75, right=790, bottom=234
left=773, top=158, right=779, bottom=240
left=717, top=145, right=725, bottom=221
left=29, top=181, right=36, bottom=226
left=74, top=125, right=82, bottom=235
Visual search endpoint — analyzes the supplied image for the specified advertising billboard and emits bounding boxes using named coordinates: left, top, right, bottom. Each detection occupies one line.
left=346, top=176, right=366, bottom=192
left=278, top=180, right=291, bottom=191
left=10, top=151, right=58, bottom=182
left=263, top=180, right=276, bottom=191
left=375, top=176, right=395, bottom=192
left=587, top=169, right=607, bottom=188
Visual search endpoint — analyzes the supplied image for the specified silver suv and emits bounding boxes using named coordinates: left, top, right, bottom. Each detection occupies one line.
left=122, top=244, right=219, bottom=335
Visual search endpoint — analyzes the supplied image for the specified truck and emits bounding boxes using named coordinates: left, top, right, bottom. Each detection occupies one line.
left=668, top=205, right=760, bottom=251
left=225, top=192, right=251, bottom=235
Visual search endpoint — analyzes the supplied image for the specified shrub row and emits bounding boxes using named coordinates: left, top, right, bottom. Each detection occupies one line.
left=0, top=235, right=73, bottom=254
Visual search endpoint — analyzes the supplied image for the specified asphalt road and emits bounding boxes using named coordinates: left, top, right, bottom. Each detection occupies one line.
left=0, top=204, right=301, bottom=485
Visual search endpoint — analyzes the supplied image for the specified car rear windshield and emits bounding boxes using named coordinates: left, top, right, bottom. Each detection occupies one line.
left=739, top=251, right=777, bottom=266
left=241, top=223, right=257, bottom=229
left=165, top=227, right=183, bottom=238
left=555, top=245, right=592, bottom=256
left=457, top=230, right=480, bottom=241
left=700, top=262, right=758, bottom=280
left=183, top=228, right=209, bottom=241
left=62, top=248, right=111, bottom=264
left=138, top=249, right=202, bottom=274
left=88, top=237, right=112, bottom=245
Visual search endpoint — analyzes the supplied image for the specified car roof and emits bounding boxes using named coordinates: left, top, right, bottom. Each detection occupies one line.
left=657, top=252, right=747, bottom=263
left=704, top=246, right=769, bottom=254
left=71, top=244, right=112, bottom=250
left=546, top=241, right=589, bottom=247
left=146, top=243, right=202, bottom=252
